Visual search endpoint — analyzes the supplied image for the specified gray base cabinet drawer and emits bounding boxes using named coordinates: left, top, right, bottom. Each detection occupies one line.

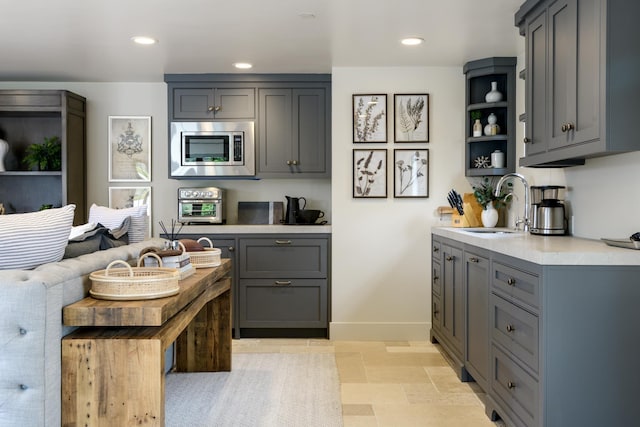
left=491, top=345, right=539, bottom=427
left=239, top=278, right=327, bottom=328
left=239, top=238, right=328, bottom=278
left=491, top=294, right=539, bottom=374
left=492, top=261, right=540, bottom=310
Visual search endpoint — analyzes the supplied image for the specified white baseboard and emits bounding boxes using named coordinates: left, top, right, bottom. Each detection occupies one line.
left=329, top=322, right=431, bottom=341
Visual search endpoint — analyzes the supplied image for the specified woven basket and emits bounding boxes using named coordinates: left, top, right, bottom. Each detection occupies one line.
left=89, top=253, right=180, bottom=300
left=184, top=237, right=221, bottom=268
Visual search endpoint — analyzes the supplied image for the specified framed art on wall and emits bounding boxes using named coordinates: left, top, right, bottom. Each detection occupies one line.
left=353, top=149, right=387, bottom=198
left=108, top=186, right=152, bottom=236
left=353, top=94, right=387, bottom=143
left=394, top=149, right=429, bottom=198
left=394, top=94, right=429, bottom=142
left=108, top=116, right=151, bottom=182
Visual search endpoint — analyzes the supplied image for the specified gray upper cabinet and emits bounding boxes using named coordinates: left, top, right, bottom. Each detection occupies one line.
left=516, top=0, right=640, bottom=167
left=258, top=85, right=330, bottom=178
left=171, top=87, right=255, bottom=120
left=0, top=90, right=86, bottom=224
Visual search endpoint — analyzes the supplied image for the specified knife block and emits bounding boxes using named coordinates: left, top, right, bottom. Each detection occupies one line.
left=451, top=193, right=482, bottom=227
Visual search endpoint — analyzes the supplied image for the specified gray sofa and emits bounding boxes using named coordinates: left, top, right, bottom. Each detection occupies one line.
left=0, top=238, right=165, bottom=427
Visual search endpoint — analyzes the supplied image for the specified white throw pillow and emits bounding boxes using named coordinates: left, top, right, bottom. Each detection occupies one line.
left=0, top=204, right=76, bottom=270
left=88, top=203, right=148, bottom=243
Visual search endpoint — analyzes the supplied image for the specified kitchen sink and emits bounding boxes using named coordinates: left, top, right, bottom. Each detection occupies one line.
left=460, top=227, right=520, bottom=235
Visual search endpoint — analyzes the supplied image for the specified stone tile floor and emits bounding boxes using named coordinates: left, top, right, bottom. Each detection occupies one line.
left=233, top=339, right=505, bottom=427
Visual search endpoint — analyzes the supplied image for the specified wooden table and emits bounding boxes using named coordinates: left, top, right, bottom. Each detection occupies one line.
left=61, top=259, right=232, bottom=427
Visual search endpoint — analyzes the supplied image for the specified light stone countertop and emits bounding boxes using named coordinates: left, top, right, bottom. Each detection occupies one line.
left=171, top=224, right=331, bottom=235
left=432, top=227, right=640, bottom=266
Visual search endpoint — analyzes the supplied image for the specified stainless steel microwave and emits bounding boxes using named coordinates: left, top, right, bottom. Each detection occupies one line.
left=170, top=121, right=255, bottom=177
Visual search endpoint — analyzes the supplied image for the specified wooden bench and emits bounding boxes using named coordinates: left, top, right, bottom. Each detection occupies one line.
left=61, top=260, right=232, bottom=426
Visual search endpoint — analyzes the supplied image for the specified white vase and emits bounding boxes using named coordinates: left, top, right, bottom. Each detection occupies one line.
left=473, top=119, right=483, bottom=137
left=481, top=202, right=499, bottom=228
left=0, top=139, right=8, bottom=172
left=484, top=113, right=500, bottom=136
left=485, top=81, right=503, bottom=103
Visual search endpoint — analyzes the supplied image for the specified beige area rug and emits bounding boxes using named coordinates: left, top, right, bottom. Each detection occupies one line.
left=165, top=353, right=343, bottom=427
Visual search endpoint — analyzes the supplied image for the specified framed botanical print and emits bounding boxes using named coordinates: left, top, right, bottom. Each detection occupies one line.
left=353, top=149, right=387, bottom=198
left=353, top=94, right=387, bottom=143
left=394, top=94, right=429, bottom=142
left=393, top=149, right=429, bottom=198
left=108, top=116, right=151, bottom=182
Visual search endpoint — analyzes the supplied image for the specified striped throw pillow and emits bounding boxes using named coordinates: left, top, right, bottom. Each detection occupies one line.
left=0, top=204, right=76, bottom=270
left=88, top=203, right=148, bottom=243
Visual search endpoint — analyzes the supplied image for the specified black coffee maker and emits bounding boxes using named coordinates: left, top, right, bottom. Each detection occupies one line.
left=284, top=196, right=306, bottom=224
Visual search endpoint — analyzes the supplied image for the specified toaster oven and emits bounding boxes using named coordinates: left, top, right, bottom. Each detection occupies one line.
left=178, top=187, right=225, bottom=224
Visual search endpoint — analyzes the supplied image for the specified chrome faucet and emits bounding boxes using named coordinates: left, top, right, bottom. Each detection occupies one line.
left=495, top=173, right=530, bottom=231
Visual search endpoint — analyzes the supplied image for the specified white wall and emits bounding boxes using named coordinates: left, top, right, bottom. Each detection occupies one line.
left=0, top=81, right=331, bottom=229
left=330, top=67, right=468, bottom=340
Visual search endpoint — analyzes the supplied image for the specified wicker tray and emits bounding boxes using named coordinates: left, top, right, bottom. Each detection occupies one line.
left=184, top=237, right=222, bottom=268
left=89, top=253, right=180, bottom=300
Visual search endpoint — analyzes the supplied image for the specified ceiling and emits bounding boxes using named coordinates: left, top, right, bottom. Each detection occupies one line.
left=0, top=0, right=524, bottom=82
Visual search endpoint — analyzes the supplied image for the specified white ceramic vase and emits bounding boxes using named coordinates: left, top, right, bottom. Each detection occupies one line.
left=485, top=81, right=503, bottom=103
left=481, top=202, right=499, bottom=228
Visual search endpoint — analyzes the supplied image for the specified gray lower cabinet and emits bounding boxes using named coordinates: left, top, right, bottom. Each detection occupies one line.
left=430, top=237, right=467, bottom=380
left=238, top=237, right=329, bottom=335
left=516, top=0, right=640, bottom=167
left=464, top=248, right=490, bottom=391
left=258, top=86, right=330, bottom=177
left=432, top=232, right=640, bottom=426
left=175, top=233, right=330, bottom=338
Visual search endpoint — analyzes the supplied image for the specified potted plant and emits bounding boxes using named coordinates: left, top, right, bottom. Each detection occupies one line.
left=472, top=177, right=512, bottom=227
left=22, top=136, right=62, bottom=171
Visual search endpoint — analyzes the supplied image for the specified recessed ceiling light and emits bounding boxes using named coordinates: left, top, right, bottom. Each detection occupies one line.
left=298, top=12, right=316, bottom=19
left=131, top=36, right=158, bottom=45
left=401, top=37, right=424, bottom=46
left=233, top=62, right=253, bottom=70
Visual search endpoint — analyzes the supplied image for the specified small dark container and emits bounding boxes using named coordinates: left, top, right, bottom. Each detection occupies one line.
left=296, top=209, right=325, bottom=224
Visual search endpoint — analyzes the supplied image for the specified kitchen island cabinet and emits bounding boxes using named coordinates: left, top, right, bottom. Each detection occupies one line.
left=174, top=227, right=331, bottom=338
left=515, top=0, right=640, bottom=167
left=431, top=227, right=640, bottom=427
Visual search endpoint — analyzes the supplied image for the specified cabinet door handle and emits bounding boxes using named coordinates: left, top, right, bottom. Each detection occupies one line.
left=292, top=160, right=298, bottom=165
left=561, top=122, right=575, bottom=132
left=286, top=160, right=292, bottom=165
left=506, top=324, right=515, bottom=333
left=446, top=255, right=454, bottom=261
left=433, top=275, right=439, bottom=283
left=507, top=277, right=516, bottom=286
left=523, top=137, right=531, bottom=143
left=228, top=246, right=235, bottom=252
left=469, top=257, right=479, bottom=263
left=208, top=106, right=215, bottom=112
left=275, top=240, right=292, bottom=245
left=433, top=246, right=439, bottom=253
left=274, top=280, right=292, bottom=286
left=507, top=381, right=516, bottom=390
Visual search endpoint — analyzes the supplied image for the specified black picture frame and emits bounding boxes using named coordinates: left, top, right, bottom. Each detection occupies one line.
left=353, top=149, right=387, bottom=198
left=353, top=94, right=387, bottom=143
left=393, top=149, right=429, bottom=198
left=393, top=94, right=429, bottom=143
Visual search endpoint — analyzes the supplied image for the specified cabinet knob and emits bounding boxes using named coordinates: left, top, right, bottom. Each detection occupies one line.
left=228, top=246, right=235, bottom=252
left=446, top=255, right=453, bottom=261
left=507, top=277, right=516, bottom=286
left=214, top=106, right=222, bottom=112
left=207, top=106, right=215, bottom=112
left=274, top=280, right=292, bottom=286
left=523, top=137, right=531, bottom=143
left=286, top=160, right=292, bottom=165
left=433, top=246, right=439, bottom=253
left=507, top=381, right=516, bottom=390
left=433, top=275, right=439, bottom=283
left=469, top=257, right=479, bottom=263
left=292, top=160, right=298, bottom=166
left=561, top=123, right=575, bottom=132
left=275, top=240, right=292, bottom=245
left=506, top=324, right=515, bottom=333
